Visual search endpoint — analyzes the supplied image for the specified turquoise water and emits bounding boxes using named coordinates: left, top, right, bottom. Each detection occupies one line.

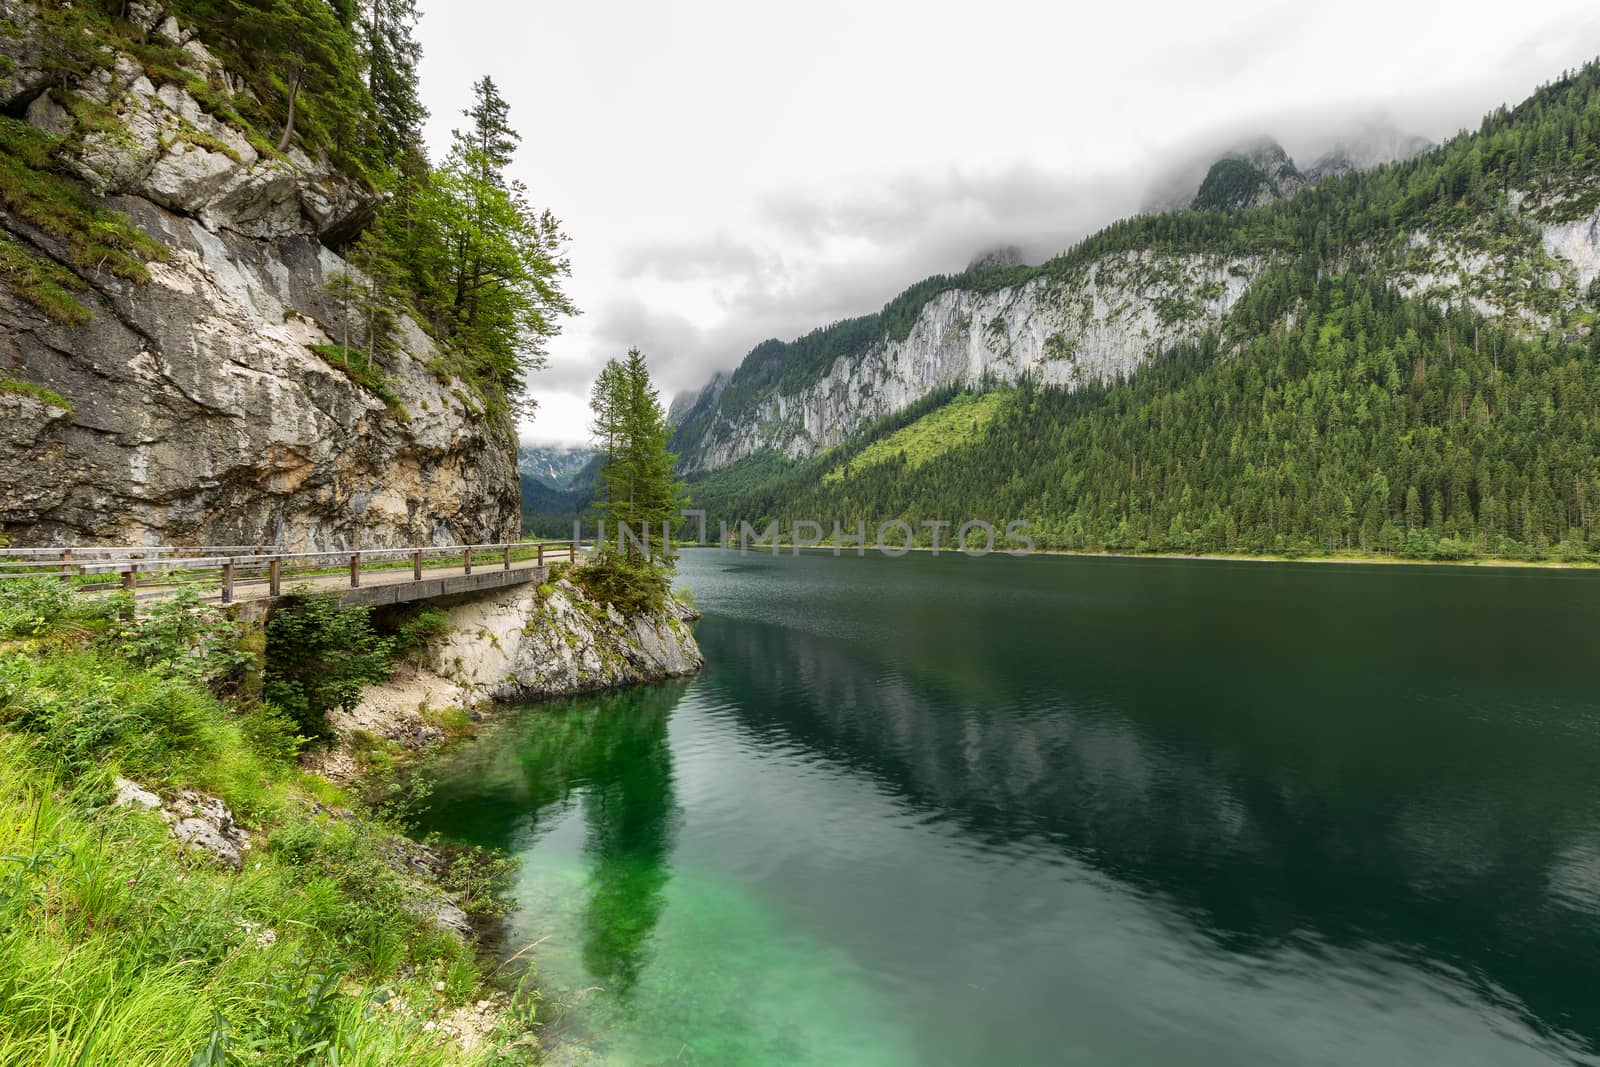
left=415, top=551, right=1600, bottom=1066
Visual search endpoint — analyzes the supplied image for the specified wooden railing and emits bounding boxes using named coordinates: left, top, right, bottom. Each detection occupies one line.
left=0, top=541, right=581, bottom=605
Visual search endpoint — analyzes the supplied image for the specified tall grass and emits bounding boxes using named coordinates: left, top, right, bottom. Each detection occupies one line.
left=0, top=580, right=532, bottom=1064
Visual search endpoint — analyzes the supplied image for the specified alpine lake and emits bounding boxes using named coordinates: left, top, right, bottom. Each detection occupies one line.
left=412, top=549, right=1600, bottom=1066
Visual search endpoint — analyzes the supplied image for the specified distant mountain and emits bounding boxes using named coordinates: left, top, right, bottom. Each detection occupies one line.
left=1141, top=123, right=1432, bottom=214
left=519, top=453, right=603, bottom=538
left=1189, top=140, right=1307, bottom=211
left=671, top=62, right=1600, bottom=562
left=668, top=371, right=729, bottom=428
left=967, top=245, right=1028, bottom=271
left=517, top=446, right=597, bottom=489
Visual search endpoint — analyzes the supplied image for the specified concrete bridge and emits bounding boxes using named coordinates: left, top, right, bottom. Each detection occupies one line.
left=0, top=541, right=583, bottom=617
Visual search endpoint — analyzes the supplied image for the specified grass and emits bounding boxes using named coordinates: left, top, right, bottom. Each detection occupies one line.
left=821, top=390, right=1008, bottom=485
left=0, top=235, right=93, bottom=324
left=0, top=579, right=537, bottom=1065
left=0, top=116, right=166, bottom=282
left=310, top=344, right=409, bottom=419
left=0, top=373, right=72, bottom=410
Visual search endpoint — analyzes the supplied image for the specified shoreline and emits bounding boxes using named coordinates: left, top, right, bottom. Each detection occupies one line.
left=672, top=542, right=1600, bottom=571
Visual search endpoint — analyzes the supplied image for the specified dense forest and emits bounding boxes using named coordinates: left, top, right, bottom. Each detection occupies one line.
left=678, top=62, right=1600, bottom=561
left=1, top=0, right=571, bottom=423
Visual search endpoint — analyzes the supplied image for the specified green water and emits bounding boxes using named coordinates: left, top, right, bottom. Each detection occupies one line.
left=414, top=551, right=1600, bottom=1066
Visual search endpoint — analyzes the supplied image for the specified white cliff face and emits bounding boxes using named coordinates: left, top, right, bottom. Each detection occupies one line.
left=418, top=579, right=703, bottom=704
left=1541, top=205, right=1600, bottom=292
left=682, top=188, right=1600, bottom=476
left=685, top=251, right=1261, bottom=472
left=0, top=3, right=517, bottom=547
left=1393, top=195, right=1600, bottom=328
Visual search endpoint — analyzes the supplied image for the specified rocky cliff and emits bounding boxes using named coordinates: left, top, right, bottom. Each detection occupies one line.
left=676, top=250, right=1262, bottom=472
left=0, top=2, right=519, bottom=548
left=674, top=179, right=1600, bottom=477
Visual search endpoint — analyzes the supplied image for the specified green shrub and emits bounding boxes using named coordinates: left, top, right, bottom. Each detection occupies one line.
left=570, top=554, right=669, bottom=616
left=263, top=592, right=396, bottom=736
left=0, top=649, right=211, bottom=776
left=108, top=588, right=252, bottom=687
left=0, top=577, right=75, bottom=637
left=389, top=606, right=452, bottom=667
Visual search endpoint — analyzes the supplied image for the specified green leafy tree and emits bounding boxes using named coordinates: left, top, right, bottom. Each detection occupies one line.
left=391, top=76, right=574, bottom=418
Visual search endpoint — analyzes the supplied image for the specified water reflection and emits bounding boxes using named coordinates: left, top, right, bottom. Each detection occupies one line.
left=417, top=552, right=1600, bottom=1065
left=424, top=684, right=687, bottom=995
left=684, top=551, right=1600, bottom=1055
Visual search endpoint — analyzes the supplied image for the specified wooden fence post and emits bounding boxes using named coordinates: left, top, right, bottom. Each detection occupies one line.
left=536, top=543, right=544, bottom=566
left=122, top=564, right=138, bottom=618
left=221, top=561, right=234, bottom=605
left=268, top=558, right=281, bottom=597
left=412, top=550, right=422, bottom=581
left=350, top=553, right=360, bottom=588
left=503, top=545, right=512, bottom=571
left=464, top=547, right=473, bottom=575
left=59, top=548, right=72, bottom=584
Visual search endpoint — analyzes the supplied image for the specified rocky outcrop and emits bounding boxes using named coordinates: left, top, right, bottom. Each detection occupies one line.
left=0, top=3, right=518, bottom=548
left=316, top=577, right=703, bottom=768
left=26, top=47, right=372, bottom=242
left=416, top=577, right=701, bottom=704
left=1392, top=195, right=1600, bottom=329
left=113, top=775, right=250, bottom=869
left=678, top=250, right=1261, bottom=471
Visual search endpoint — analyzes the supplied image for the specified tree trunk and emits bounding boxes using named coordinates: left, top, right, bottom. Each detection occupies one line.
left=276, top=71, right=302, bottom=152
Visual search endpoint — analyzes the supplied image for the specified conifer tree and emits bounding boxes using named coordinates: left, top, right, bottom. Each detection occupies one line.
left=359, top=0, right=427, bottom=160
left=582, top=351, right=686, bottom=611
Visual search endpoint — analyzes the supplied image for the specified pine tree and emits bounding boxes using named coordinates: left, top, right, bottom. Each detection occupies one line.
left=582, top=351, right=687, bottom=612
left=359, top=0, right=427, bottom=160
left=460, top=76, right=519, bottom=187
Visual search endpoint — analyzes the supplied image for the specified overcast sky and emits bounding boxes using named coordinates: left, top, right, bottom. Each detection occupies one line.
left=415, top=0, right=1600, bottom=447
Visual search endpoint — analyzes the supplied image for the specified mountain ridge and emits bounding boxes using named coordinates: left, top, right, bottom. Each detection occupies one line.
left=671, top=61, right=1600, bottom=561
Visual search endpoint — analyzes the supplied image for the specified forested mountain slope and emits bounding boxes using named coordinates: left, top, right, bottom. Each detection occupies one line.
left=682, top=63, right=1600, bottom=561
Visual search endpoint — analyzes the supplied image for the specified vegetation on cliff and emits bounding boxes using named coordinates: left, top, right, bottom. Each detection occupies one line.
left=0, top=0, right=572, bottom=422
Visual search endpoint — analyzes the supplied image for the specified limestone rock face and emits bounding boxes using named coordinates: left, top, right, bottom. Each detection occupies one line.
left=678, top=251, right=1262, bottom=472
left=422, top=578, right=705, bottom=702
left=29, top=43, right=374, bottom=241
left=0, top=198, right=518, bottom=548
left=0, top=3, right=516, bottom=548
